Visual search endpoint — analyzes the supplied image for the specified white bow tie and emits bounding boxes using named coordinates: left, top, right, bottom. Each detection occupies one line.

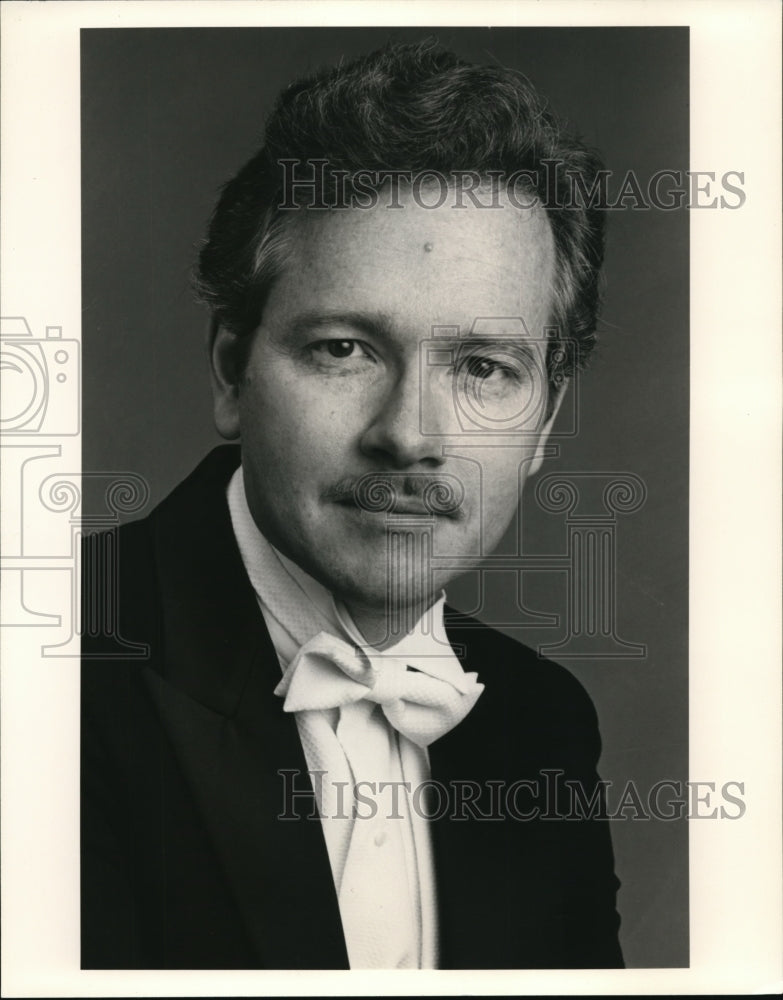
left=274, top=631, right=484, bottom=748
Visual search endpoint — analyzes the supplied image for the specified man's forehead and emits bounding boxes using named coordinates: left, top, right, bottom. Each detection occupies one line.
left=289, top=186, right=554, bottom=251
left=272, top=191, right=556, bottom=333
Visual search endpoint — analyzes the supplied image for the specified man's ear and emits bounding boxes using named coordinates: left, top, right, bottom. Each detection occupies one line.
left=209, top=323, right=242, bottom=440
left=528, top=380, right=568, bottom=477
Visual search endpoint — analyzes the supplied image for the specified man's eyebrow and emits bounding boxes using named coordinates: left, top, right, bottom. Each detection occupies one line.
left=288, top=310, right=396, bottom=341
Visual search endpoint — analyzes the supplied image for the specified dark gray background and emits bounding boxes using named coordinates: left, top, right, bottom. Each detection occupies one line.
left=81, top=26, right=689, bottom=968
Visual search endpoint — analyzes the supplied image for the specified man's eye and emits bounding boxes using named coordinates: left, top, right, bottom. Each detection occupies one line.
left=310, top=339, right=370, bottom=360
left=462, top=355, right=517, bottom=382
left=326, top=339, right=358, bottom=359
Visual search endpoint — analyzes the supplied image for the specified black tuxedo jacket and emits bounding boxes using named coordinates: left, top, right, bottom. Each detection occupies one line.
left=81, top=446, right=623, bottom=970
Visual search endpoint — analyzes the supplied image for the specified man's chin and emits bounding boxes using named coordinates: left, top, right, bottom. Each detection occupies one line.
left=333, top=572, right=435, bottom=611
left=271, top=512, right=459, bottom=613
left=306, top=556, right=438, bottom=613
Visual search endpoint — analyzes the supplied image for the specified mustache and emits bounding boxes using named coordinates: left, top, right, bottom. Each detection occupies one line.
left=324, top=472, right=466, bottom=518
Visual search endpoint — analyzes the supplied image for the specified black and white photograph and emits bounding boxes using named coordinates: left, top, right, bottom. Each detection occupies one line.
left=1, top=2, right=780, bottom=996
left=79, top=25, right=689, bottom=972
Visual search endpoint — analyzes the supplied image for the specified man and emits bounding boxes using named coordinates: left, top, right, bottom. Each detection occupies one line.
left=81, top=40, right=623, bottom=970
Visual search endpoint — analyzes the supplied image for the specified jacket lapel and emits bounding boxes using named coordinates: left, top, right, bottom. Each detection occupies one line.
left=428, top=616, right=524, bottom=968
left=143, top=447, right=349, bottom=969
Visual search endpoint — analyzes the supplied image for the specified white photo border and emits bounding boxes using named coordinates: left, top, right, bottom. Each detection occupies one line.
left=1, top=0, right=781, bottom=995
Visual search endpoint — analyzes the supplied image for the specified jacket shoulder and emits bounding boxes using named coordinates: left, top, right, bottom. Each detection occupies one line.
left=444, top=607, right=598, bottom=720
left=81, top=446, right=242, bottom=651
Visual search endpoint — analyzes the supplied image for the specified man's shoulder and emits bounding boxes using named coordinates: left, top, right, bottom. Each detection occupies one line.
left=85, top=445, right=240, bottom=547
left=84, top=445, right=240, bottom=575
left=130, top=444, right=241, bottom=533
left=81, top=445, right=244, bottom=659
left=444, top=607, right=598, bottom=727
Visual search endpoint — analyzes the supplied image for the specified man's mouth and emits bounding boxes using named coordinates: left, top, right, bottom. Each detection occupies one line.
left=384, top=499, right=434, bottom=516
left=325, top=473, right=466, bottom=519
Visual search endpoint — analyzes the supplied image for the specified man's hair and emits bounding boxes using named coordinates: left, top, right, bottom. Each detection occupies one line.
left=195, top=40, right=606, bottom=401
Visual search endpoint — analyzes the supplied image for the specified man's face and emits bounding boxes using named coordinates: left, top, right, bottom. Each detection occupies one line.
left=212, top=189, right=558, bottom=628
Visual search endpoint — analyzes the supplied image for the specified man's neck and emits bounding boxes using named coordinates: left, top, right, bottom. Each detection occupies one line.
left=342, top=596, right=440, bottom=651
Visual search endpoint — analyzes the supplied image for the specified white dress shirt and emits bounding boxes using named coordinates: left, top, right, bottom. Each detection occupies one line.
left=227, top=466, right=477, bottom=969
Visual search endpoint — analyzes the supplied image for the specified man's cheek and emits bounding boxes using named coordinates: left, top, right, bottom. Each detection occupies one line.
left=481, top=469, right=524, bottom=531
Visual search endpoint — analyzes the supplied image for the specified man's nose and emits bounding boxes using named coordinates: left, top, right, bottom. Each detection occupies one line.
left=359, top=367, right=449, bottom=468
